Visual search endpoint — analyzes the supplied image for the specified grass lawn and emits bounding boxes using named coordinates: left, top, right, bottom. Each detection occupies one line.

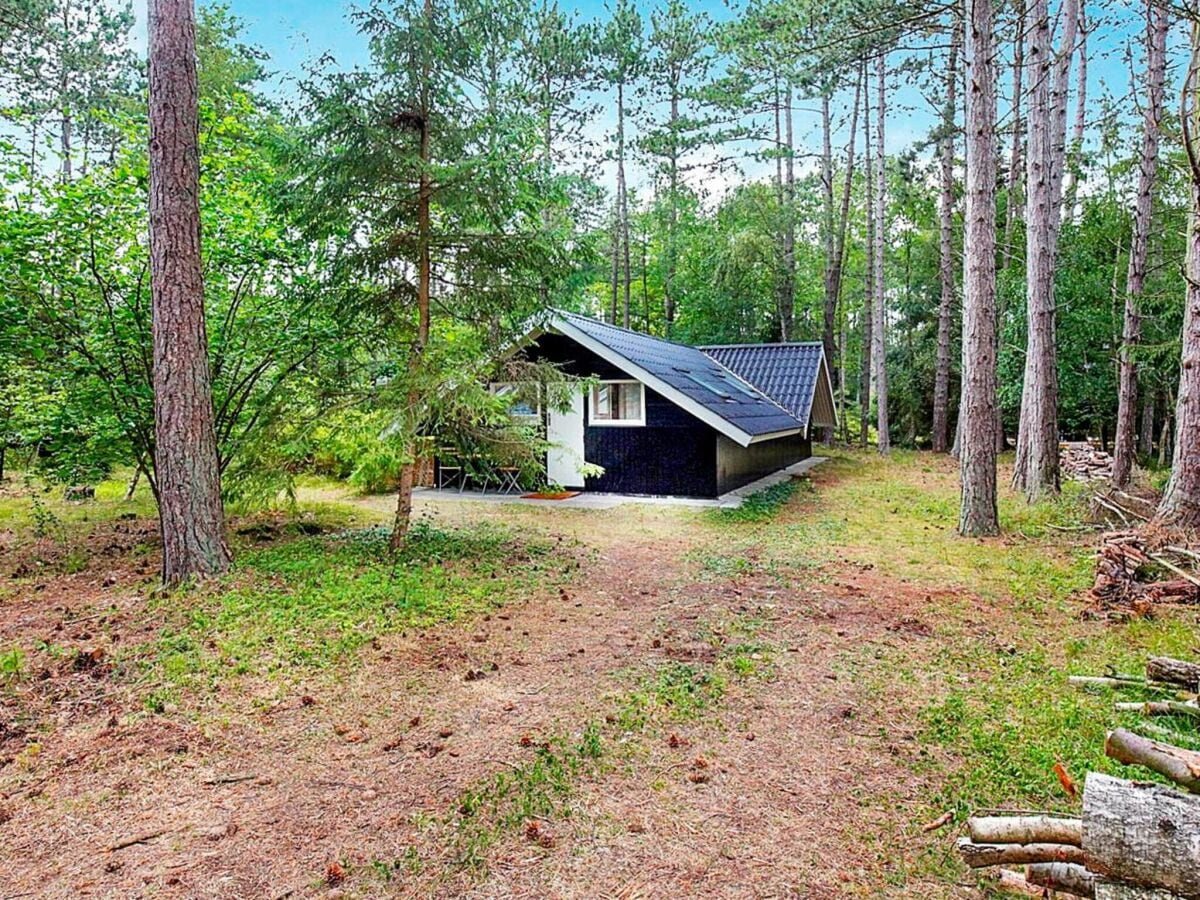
left=1, top=451, right=1197, bottom=896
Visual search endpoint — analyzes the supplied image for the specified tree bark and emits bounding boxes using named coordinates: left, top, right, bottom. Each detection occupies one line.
left=932, top=34, right=959, bottom=454
left=1141, top=389, right=1157, bottom=457
left=1061, top=3, right=1088, bottom=221
left=390, top=0, right=435, bottom=551
left=665, top=85, right=679, bottom=336
left=872, top=51, right=889, bottom=454
left=609, top=202, right=620, bottom=324
left=1105, top=728, right=1200, bottom=793
left=617, top=80, right=631, bottom=329
left=148, top=0, right=232, bottom=586
left=959, top=0, right=1000, bottom=536
left=820, top=89, right=835, bottom=428
left=1002, top=0, right=1025, bottom=270
left=58, top=0, right=72, bottom=182
left=957, top=838, right=1086, bottom=868
left=968, top=815, right=1082, bottom=845
left=781, top=84, right=796, bottom=342
left=1147, top=657, right=1200, bottom=689
left=860, top=70, right=874, bottom=450
left=1094, top=885, right=1183, bottom=900
left=1082, top=772, right=1200, bottom=897
left=1114, top=1, right=1168, bottom=488
left=1025, top=862, right=1097, bottom=897
left=828, top=66, right=863, bottom=446
left=1012, top=0, right=1077, bottom=501
left=1158, top=21, right=1200, bottom=527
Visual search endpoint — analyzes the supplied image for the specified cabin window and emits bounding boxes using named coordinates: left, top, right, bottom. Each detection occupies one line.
left=491, top=382, right=540, bottom=422
left=590, top=380, right=644, bottom=426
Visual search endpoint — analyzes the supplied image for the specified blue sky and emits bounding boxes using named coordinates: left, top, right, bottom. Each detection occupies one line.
left=129, top=1, right=1163, bottom=199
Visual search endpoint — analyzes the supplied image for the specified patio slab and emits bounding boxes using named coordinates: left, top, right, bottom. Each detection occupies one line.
left=412, top=456, right=827, bottom=510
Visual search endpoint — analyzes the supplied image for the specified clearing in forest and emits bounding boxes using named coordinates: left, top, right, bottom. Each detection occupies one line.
left=1, top=451, right=1196, bottom=897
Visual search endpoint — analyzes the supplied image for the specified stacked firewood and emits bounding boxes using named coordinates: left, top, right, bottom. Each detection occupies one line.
left=1061, top=442, right=1114, bottom=482
left=1087, top=531, right=1200, bottom=617
left=956, top=657, right=1200, bottom=898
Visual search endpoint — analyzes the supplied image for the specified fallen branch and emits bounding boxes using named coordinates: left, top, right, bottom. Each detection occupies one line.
left=1147, top=656, right=1200, bottom=690
left=967, top=814, right=1082, bottom=846
left=956, top=837, right=1086, bottom=868
left=921, top=810, right=953, bottom=832
left=203, top=773, right=257, bottom=786
left=1105, top=729, right=1200, bottom=793
left=1148, top=554, right=1200, bottom=591
left=1025, top=861, right=1097, bottom=897
left=105, top=829, right=169, bottom=852
left=1114, top=701, right=1200, bottom=720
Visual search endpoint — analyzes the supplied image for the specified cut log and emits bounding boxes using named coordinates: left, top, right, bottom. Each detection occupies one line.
left=991, top=868, right=1050, bottom=897
left=1115, top=701, right=1200, bottom=719
left=957, top=836, right=1086, bottom=868
left=1147, top=657, right=1200, bottom=690
left=968, top=814, right=1082, bottom=845
left=1094, top=884, right=1184, bottom=900
left=1071, top=675, right=1151, bottom=689
left=1026, top=862, right=1096, bottom=897
left=1082, top=772, right=1200, bottom=898
left=1105, top=729, right=1200, bottom=793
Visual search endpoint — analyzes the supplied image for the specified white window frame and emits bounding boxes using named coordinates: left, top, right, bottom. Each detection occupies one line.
left=491, top=382, right=541, bottom=423
left=588, top=379, right=645, bottom=427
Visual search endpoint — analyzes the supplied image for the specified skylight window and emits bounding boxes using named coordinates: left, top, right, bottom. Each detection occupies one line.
left=684, top=371, right=732, bottom=400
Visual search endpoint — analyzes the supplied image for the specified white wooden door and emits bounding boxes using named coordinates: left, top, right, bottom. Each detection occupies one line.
left=546, top=390, right=586, bottom=487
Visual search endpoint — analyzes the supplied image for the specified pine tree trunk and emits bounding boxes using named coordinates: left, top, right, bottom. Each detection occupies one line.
left=1113, top=0, right=1168, bottom=488
left=609, top=203, right=619, bottom=324
left=1061, top=5, right=1088, bottom=221
left=821, top=91, right=836, bottom=370
left=1140, top=389, right=1156, bottom=456
left=665, top=88, right=679, bottom=337
left=1002, top=0, right=1025, bottom=270
left=828, top=67, right=863, bottom=445
left=959, top=0, right=1000, bottom=536
left=1158, top=80, right=1200, bottom=527
left=1013, top=0, right=1077, bottom=501
left=58, top=0, right=71, bottom=182
left=860, top=72, right=874, bottom=450
left=873, top=51, right=890, bottom=454
left=391, top=0, right=435, bottom=551
left=616, top=81, right=631, bottom=329
left=781, top=84, right=796, bottom=342
left=148, top=0, right=231, bottom=585
left=932, top=36, right=959, bottom=454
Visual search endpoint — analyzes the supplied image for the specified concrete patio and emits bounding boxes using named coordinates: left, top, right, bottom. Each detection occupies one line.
left=412, top=457, right=827, bottom=510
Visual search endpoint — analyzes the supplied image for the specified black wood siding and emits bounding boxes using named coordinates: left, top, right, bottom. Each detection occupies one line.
left=524, top=332, right=805, bottom=498
left=524, top=334, right=718, bottom=497
left=715, top=433, right=810, bottom=495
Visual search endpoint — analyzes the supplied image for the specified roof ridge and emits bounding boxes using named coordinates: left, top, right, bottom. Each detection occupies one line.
left=699, top=342, right=824, bottom=349
left=555, top=308, right=716, bottom=353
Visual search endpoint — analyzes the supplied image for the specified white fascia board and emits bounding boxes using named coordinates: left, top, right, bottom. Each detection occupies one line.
left=550, top=315, right=762, bottom=448
left=747, top=427, right=804, bottom=444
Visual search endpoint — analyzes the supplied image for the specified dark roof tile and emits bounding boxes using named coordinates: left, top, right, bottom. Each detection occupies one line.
left=555, top=311, right=804, bottom=438
left=699, top=343, right=826, bottom=425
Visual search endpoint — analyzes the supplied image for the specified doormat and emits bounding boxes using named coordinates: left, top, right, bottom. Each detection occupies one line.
left=522, top=491, right=580, bottom=500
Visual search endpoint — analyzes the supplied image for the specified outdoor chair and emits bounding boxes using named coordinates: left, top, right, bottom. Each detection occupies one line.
left=496, top=466, right=522, bottom=495
left=436, top=447, right=464, bottom=491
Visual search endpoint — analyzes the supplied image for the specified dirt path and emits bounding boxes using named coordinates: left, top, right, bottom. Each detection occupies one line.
left=1, top=492, right=943, bottom=898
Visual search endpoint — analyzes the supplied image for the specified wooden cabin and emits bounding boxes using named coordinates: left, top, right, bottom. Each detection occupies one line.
left=507, top=310, right=836, bottom=499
